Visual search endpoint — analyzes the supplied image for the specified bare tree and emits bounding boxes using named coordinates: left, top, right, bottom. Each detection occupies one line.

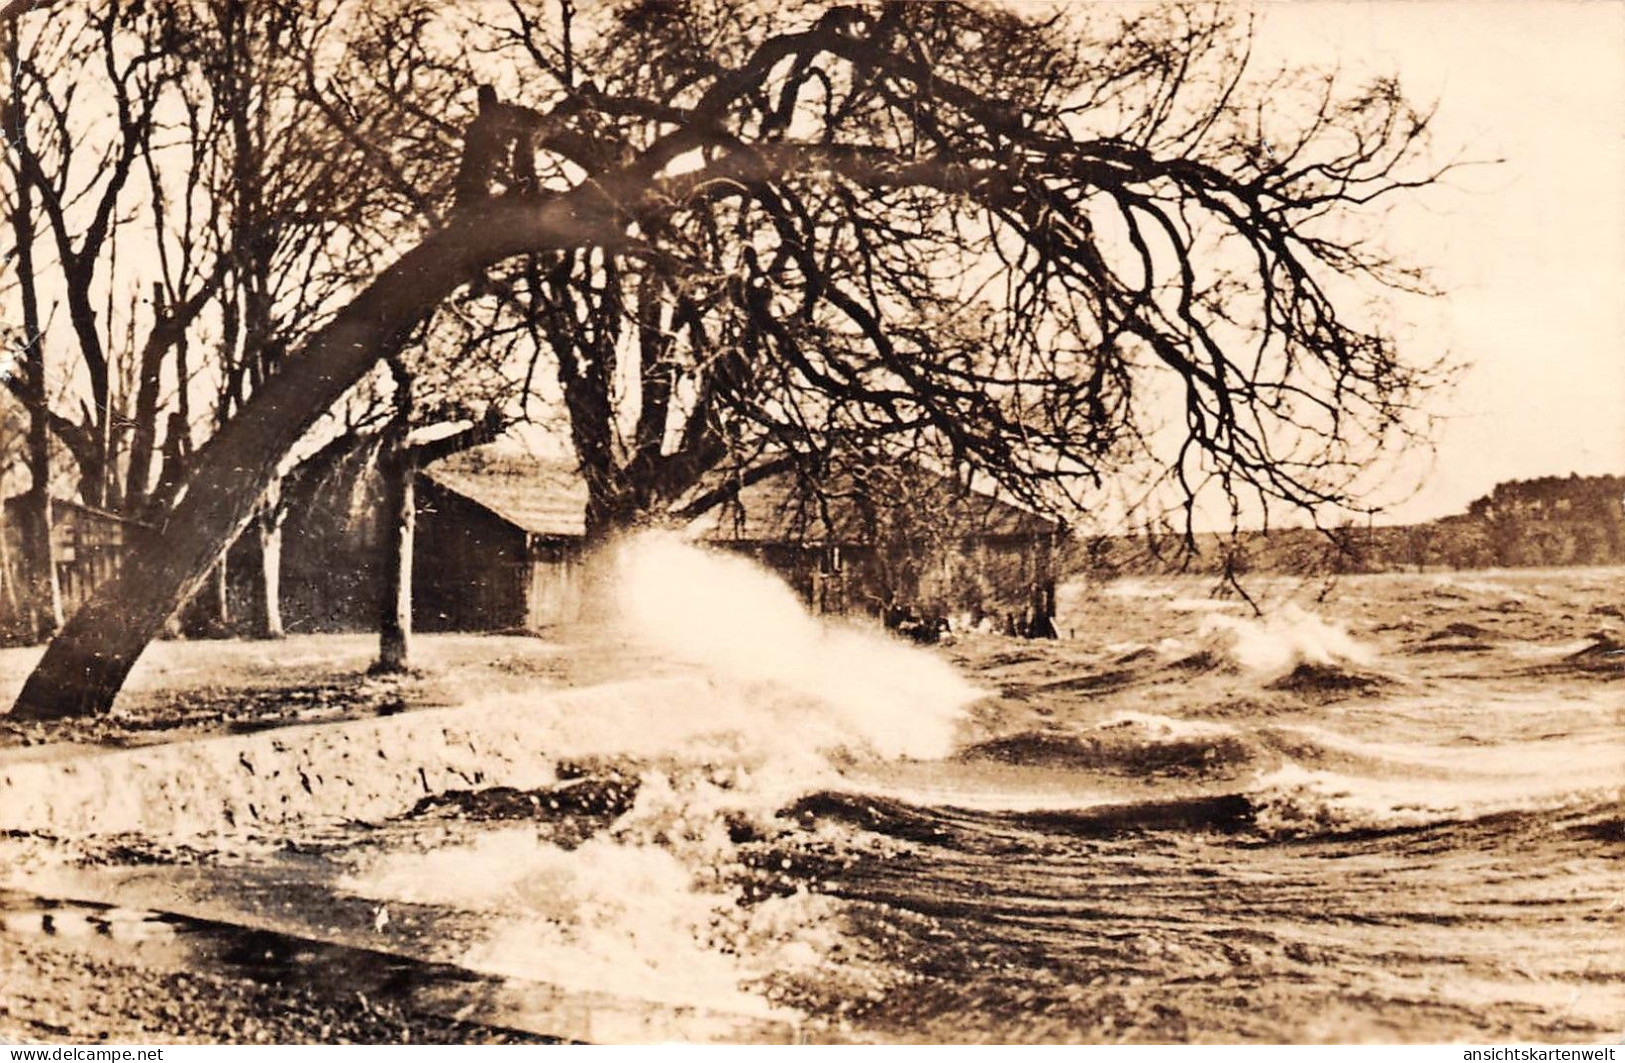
left=174, top=0, right=421, bottom=638
left=0, top=11, right=75, bottom=640
left=1, top=0, right=430, bottom=641
left=2, top=0, right=229, bottom=640
left=15, top=0, right=1451, bottom=717
left=391, top=1, right=1449, bottom=554
left=370, top=373, right=507, bottom=673
left=0, top=2, right=199, bottom=512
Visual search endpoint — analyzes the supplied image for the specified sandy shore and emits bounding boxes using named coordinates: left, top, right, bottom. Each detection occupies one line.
left=0, top=935, right=558, bottom=1045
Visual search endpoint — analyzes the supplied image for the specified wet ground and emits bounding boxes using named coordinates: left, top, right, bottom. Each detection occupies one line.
left=0, top=892, right=560, bottom=1044
left=1, top=563, right=1621, bottom=1043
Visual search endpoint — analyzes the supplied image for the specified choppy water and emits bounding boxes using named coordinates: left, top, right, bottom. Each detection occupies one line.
left=289, top=555, right=1625, bottom=1041
left=6, top=546, right=1623, bottom=1042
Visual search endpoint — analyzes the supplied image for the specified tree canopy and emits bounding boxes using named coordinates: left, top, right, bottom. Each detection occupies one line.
left=5, top=0, right=1453, bottom=717
left=416, top=0, right=1449, bottom=534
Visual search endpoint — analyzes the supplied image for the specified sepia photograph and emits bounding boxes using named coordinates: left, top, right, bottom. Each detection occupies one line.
left=0, top=0, right=1620, bottom=1046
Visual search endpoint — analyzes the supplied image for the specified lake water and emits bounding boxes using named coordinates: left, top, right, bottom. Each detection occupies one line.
left=4, top=547, right=1621, bottom=1043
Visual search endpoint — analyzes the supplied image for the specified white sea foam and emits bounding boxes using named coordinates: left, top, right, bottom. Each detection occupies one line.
left=337, top=759, right=858, bottom=1018
left=607, top=531, right=981, bottom=762
left=1425, top=573, right=1529, bottom=600
left=1198, top=602, right=1374, bottom=677
left=337, top=822, right=819, bottom=1016
left=341, top=532, right=988, bottom=1018
left=1096, top=710, right=1241, bottom=739
left=1273, top=721, right=1625, bottom=786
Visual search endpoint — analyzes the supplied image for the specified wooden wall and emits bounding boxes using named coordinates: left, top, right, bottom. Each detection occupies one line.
left=524, top=537, right=586, bottom=630
left=414, top=479, right=531, bottom=632
left=0, top=499, right=138, bottom=640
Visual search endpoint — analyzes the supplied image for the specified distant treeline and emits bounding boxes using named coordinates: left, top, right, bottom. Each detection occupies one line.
left=1073, top=474, right=1625, bottom=578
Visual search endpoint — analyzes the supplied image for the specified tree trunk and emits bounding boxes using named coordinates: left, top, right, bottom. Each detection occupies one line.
left=575, top=480, right=645, bottom=622
left=6, top=70, right=63, bottom=644
left=18, top=489, right=61, bottom=642
left=257, top=514, right=284, bottom=639
left=374, top=440, right=415, bottom=672
left=153, top=411, right=191, bottom=514
left=0, top=482, right=16, bottom=621
left=252, top=476, right=285, bottom=639
left=210, top=554, right=231, bottom=633
left=583, top=483, right=644, bottom=547
left=19, top=293, right=62, bottom=642
left=124, top=284, right=168, bottom=513
left=10, top=179, right=627, bottom=719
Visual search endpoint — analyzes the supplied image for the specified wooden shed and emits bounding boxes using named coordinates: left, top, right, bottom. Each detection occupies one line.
left=415, top=450, right=1062, bottom=632
left=0, top=451, right=1064, bottom=640
left=687, top=465, right=1062, bottom=625
left=414, top=452, right=590, bottom=632
left=0, top=496, right=146, bottom=639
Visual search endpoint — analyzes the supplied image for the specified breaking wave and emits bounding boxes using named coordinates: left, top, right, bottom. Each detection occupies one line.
left=608, top=532, right=981, bottom=761
left=338, top=532, right=989, bottom=1017
left=305, top=551, right=1625, bottom=1034
left=1198, top=602, right=1374, bottom=678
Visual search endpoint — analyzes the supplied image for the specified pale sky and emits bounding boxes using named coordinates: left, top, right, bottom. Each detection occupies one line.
left=1248, top=1, right=1625, bottom=522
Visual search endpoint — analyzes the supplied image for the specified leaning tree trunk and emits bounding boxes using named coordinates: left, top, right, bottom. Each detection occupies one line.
left=11, top=195, right=619, bottom=719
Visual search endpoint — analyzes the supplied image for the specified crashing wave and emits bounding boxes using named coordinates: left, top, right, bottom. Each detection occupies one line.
left=1198, top=603, right=1375, bottom=679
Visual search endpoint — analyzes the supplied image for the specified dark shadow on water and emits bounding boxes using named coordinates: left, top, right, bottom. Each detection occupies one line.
left=0, top=887, right=800, bottom=1044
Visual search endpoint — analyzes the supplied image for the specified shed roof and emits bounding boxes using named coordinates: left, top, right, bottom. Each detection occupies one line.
left=421, top=450, right=588, bottom=538
left=1, top=494, right=151, bottom=528
left=421, top=448, right=1060, bottom=544
left=688, top=467, right=1060, bottom=545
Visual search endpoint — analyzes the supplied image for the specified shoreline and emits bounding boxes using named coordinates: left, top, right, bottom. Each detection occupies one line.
left=0, top=934, right=558, bottom=1046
